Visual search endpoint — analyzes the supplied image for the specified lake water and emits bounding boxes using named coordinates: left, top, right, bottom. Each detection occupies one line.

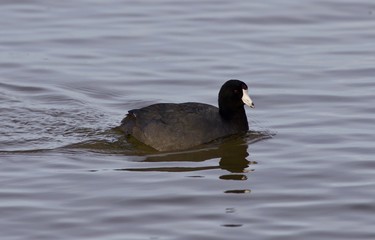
left=1, top=0, right=375, bottom=239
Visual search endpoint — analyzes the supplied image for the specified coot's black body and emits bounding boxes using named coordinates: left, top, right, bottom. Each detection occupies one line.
left=120, top=80, right=254, bottom=151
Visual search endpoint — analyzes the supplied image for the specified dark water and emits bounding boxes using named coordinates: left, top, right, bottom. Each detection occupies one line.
left=1, top=0, right=375, bottom=239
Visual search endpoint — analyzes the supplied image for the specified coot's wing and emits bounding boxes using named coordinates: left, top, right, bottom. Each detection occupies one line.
left=121, top=103, right=231, bottom=151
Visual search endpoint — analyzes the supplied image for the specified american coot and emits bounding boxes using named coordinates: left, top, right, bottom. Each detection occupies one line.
left=120, top=79, right=254, bottom=151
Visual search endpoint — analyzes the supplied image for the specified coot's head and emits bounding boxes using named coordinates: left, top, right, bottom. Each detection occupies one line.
left=218, top=79, right=254, bottom=119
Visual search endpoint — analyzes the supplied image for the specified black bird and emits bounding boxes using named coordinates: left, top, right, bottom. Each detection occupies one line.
left=120, top=79, right=254, bottom=151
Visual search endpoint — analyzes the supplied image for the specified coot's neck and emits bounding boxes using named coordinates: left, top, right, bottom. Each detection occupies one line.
left=219, top=104, right=249, bottom=131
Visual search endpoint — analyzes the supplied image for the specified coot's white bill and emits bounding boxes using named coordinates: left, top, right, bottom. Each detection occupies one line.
left=242, top=89, right=254, bottom=108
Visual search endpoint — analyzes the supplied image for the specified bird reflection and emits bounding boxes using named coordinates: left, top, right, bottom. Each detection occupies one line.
left=119, top=131, right=269, bottom=176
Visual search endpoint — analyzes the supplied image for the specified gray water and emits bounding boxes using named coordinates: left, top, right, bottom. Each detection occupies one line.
left=1, top=0, right=375, bottom=239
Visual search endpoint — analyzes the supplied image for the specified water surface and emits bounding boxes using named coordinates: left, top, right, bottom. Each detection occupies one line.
left=1, top=0, right=375, bottom=239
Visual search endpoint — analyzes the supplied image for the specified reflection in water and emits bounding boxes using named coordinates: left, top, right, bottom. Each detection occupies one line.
left=78, top=130, right=271, bottom=194
left=117, top=131, right=270, bottom=175
left=113, top=131, right=272, bottom=196
left=224, top=189, right=251, bottom=194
